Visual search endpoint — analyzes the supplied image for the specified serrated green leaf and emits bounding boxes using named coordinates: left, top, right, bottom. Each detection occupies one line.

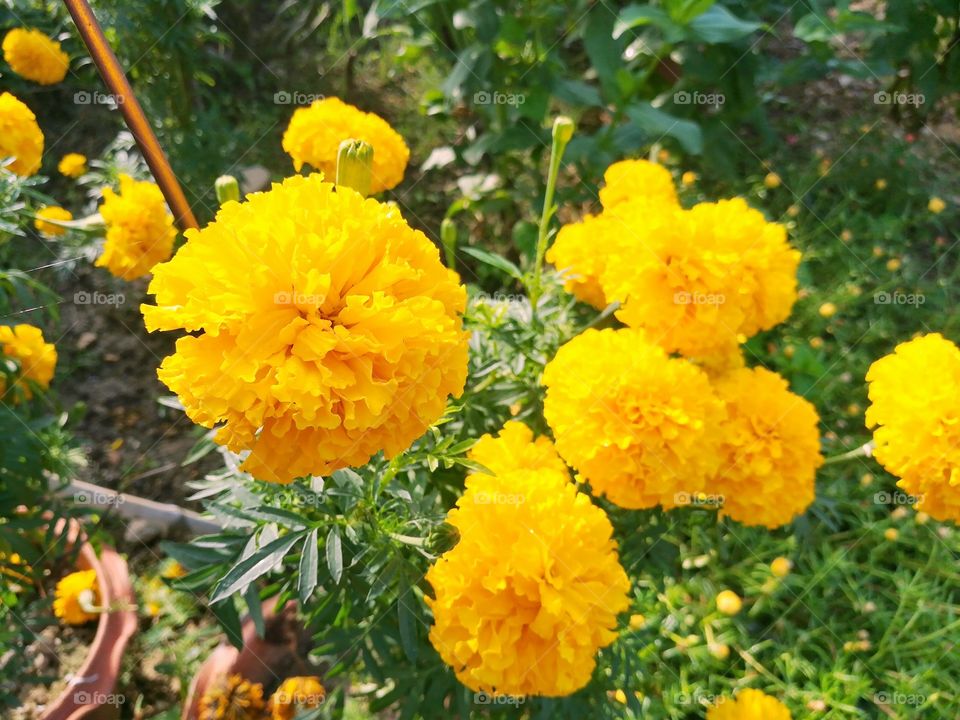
left=326, top=527, right=343, bottom=584
left=299, top=528, right=319, bottom=603
left=210, top=530, right=306, bottom=602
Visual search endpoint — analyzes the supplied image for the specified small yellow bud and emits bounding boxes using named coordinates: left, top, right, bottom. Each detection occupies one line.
left=764, top=172, right=781, bottom=189
left=810, top=337, right=824, bottom=349
left=709, top=642, right=730, bottom=660
left=875, top=179, right=887, bottom=190
left=818, top=302, right=837, bottom=318
left=886, top=257, right=902, bottom=271
left=770, top=556, right=792, bottom=578
left=552, top=116, right=575, bottom=145
left=336, top=139, right=374, bottom=197
left=214, top=175, right=241, bottom=205
left=840, top=229, right=853, bottom=242
left=915, top=511, right=930, bottom=525
left=929, top=196, right=946, bottom=214
left=860, top=473, right=874, bottom=486
left=716, top=590, right=742, bottom=616
left=884, top=527, right=899, bottom=541
left=629, top=613, right=646, bottom=630
left=681, top=171, right=697, bottom=186
left=787, top=204, right=800, bottom=217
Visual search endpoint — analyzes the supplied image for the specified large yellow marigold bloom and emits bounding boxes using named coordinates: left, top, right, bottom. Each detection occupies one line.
left=426, top=430, right=629, bottom=697
left=282, top=97, right=409, bottom=193
left=542, top=328, right=724, bottom=509
left=34, top=205, right=73, bottom=236
left=598, top=158, right=678, bottom=210
left=95, top=174, right=177, bottom=280
left=58, top=152, right=87, bottom=178
left=546, top=212, right=615, bottom=309
left=866, top=333, right=960, bottom=522
left=142, top=174, right=468, bottom=484
left=199, top=675, right=266, bottom=720
left=0, top=323, right=57, bottom=402
left=269, top=676, right=325, bottom=720
left=0, top=92, right=44, bottom=176
left=708, top=367, right=823, bottom=528
left=707, top=688, right=792, bottom=720
left=53, top=569, right=100, bottom=625
left=468, top=420, right=568, bottom=477
left=602, top=198, right=800, bottom=359
left=2, top=28, right=69, bottom=85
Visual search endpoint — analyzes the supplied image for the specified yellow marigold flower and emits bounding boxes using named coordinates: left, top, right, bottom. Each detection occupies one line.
left=425, top=449, right=630, bottom=697
left=58, top=152, right=87, bottom=178
left=142, top=174, right=468, bottom=484
left=2, top=28, right=69, bottom=85
left=34, top=205, right=73, bottom=236
left=0, top=92, right=44, bottom=176
left=928, top=196, right=946, bottom=214
left=715, top=589, right=742, bottom=615
left=199, top=674, right=266, bottom=720
left=0, top=323, right=57, bottom=402
left=763, top=172, right=782, bottom=189
left=818, top=302, right=836, bottom=318
left=96, top=174, right=176, bottom=280
left=269, top=676, right=325, bottom=720
left=866, top=333, right=960, bottom=522
left=602, top=198, right=799, bottom=359
left=542, top=328, right=724, bottom=509
left=708, top=688, right=792, bottom=720
left=546, top=212, right=611, bottom=309
left=469, top=420, right=567, bottom=477
left=707, top=367, right=822, bottom=528
left=282, top=97, right=409, bottom=193
left=598, top=158, right=678, bottom=210
left=53, top=569, right=100, bottom=625
left=770, top=556, right=792, bottom=578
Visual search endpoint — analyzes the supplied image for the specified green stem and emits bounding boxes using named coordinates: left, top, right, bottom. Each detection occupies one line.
left=822, top=442, right=874, bottom=466
left=530, top=117, right=574, bottom=309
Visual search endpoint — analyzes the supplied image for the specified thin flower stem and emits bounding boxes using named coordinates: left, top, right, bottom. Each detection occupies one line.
left=530, top=117, right=574, bottom=309
left=822, top=441, right=874, bottom=465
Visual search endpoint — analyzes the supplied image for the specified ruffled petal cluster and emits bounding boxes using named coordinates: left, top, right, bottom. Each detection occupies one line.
left=142, top=173, right=468, bottom=483
left=866, top=333, right=960, bottom=522
left=707, top=688, right=792, bottom=720
left=58, top=152, right=87, bottom=178
left=0, top=323, right=57, bottom=402
left=707, top=367, right=823, bottom=528
left=542, top=328, right=724, bottom=509
left=426, top=425, right=629, bottom=697
left=469, top=420, right=568, bottom=477
left=282, top=97, right=409, bottom=193
left=53, top=569, right=100, bottom=625
left=547, top=160, right=679, bottom=309
left=199, top=674, right=266, bottom=720
left=0, top=92, right=44, bottom=176
left=2, top=28, right=69, bottom=85
left=96, top=174, right=177, bottom=280
left=269, top=676, right=325, bottom=720
left=34, top=205, right=73, bottom=236
left=602, top=198, right=799, bottom=359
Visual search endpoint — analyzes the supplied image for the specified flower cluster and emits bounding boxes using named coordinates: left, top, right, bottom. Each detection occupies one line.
left=866, top=333, right=960, bottom=522
left=707, top=688, right=792, bottom=720
left=0, top=91, right=44, bottom=176
left=598, top=158, right=678, bottom=211
left=2, top=28, right=69, bottom=85
left=542, top=328, right=724, bottom=509
left=34, top=205, right=73, bottom=236
left=96, top=174, right=177, bottom=280
left=708, top=367, right=823, bottom=528
left=0, top=323, right=57, bottom=402
left=58, top=152, right=87, bottom=178
left=199, top=674, right=266, bottom=720
left=426, top=423, right=630, bottom=697
left=268, top=676, right=325, bottom=720
left=53, top=569, right=100, bottom=625
left=142, top=173, right=468, bottom=483
left=282, top=97, right=409, bottom=194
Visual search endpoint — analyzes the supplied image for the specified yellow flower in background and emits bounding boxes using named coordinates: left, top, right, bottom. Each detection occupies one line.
left=269, top=676, right=326, bottom=720
left=707, top=367, right=822, bottom=528
left=58, top=152, right=87, bottom=178
left=198, top=674, right=266, bottom=720
left=602, top=198, right=799, bottom=359
left=2, top=28, right=69, bottom=85
left=763, top=172, right=782, bottom=189
left=715, top=590, right=742, bottom=615
left=282, top=97, right=409, bottom=193
left=0, top=92, right=44, bottom=176
left=598, top=158, right=678, bottom=210
left=34, top=206, right=73, bottom=236
left=96, top=174, right=177, bottom=280
left=53, top=569, right=100, bottom=625
left=0, top=323, right=57, bottom=402
left=818, top=302, right=836, bottom=318
left=542, top=328, right=724, bottom=510
left=426, top=433, right=629, bottom=697
left=875, top=179, right=887, bottom=190
left=681, top=170, right=697, bottom=186
left=546, top=212, right=614, bottom=309
left=707, top=688, right=792, bottom=720
left=866, top=333, right=960, bottom=522
left=770, top=557, right=792, bottom=578
left=468, top=420, right=568, bottom=478
left=928, top=196, right=946, bottom=214
left=142, top=174, right=468, bottom=484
